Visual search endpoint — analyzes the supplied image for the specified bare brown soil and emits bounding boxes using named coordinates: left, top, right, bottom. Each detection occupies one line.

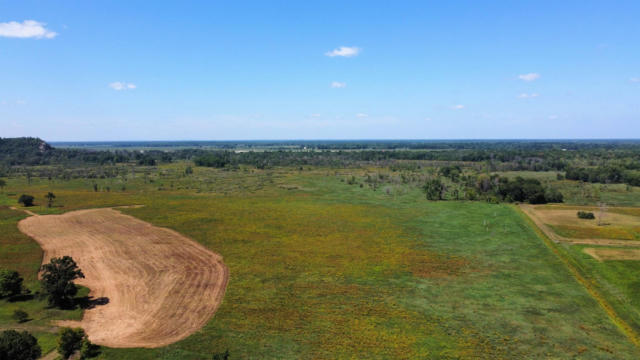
left=18, top=208, right=228, bottom=348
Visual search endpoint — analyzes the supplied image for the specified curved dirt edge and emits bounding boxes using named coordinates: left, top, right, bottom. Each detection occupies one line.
left=17, top=207, right=229, bottom=348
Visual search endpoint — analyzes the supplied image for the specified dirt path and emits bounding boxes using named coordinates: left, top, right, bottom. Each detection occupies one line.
left=10, top=206, right=39, bottom=217
left=18, top=208, right=229, bottom=348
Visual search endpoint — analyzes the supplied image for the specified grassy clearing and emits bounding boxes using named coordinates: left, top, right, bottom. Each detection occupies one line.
left=1, top=167, right=639, bottom=358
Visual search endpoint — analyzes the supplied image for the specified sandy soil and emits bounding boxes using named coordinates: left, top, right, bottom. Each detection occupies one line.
left=18, top=208, right=228, bottom=348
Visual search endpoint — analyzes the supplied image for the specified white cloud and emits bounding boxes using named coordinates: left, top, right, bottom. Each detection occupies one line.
left=548, top=115, right=558, bottom=120
left=517, top=93, right=539, bottom=98
left=630, top=77, right=640, bottom=83
left=331, top=81, right=346, bottom=88
left=325, top=46, right=361, bottom=57
left=451, top=104, right=464, bottom=110
left=0, top=20, right=57, bottom=39
left=356, top=113, right=368, bottom=118
left=310, top=113, right=321, bottom=117
left=518, top=73, right=540, bottom=82
left=109, top=82, right=136, bottom=91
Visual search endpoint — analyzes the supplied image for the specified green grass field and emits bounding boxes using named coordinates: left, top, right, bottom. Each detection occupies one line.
left=1, top=165, right=639, bottom=358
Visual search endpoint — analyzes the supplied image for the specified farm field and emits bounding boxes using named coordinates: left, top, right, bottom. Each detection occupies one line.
left=521, top=204, right=640, bottom=344
left=1, top=166, right=640, bottom=359
left=18, top=207, right=228, bottom=348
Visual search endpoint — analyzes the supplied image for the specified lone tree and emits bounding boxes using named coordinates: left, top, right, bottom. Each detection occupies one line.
left=0, top=269, right=23, bottom=298
left=0, top=330, right=41, bottom=360
left=18, top=194, right=35, bottom=207
left=56, top=327, right=98, bottom=360
left=57, top=327, right=85, bottom=359
left=40, top=256, right=85, bottom=307
left=45, top=192, right=56, bottom=208
left=0, top=179, right=6, bottom=192
left=423, top=178, right=445, bottom=200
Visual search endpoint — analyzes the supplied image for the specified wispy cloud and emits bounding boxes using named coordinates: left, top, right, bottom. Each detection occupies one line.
left=109, top=82, right=136, bottom=91
left=331, top=81, right=346, bottom=88
left=548, top=115, right=558, bottom=120
left=451, top=104, right=464, bottom=110
left=310, top=113, right=321, bottom=117
left=518, top=73, right=540, bottom=82
left=356, top=113, right=368, bottom=118
left=325, top=46, right=361, bottom=57
left=517, top=93, right=539, bottom=99
left=630, top=77, right=640, bottom=83
left=0, top=20, right=57, bottom=39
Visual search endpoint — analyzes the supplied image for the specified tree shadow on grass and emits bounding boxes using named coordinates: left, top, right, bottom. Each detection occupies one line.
left=7, top=294, right=35, bottom=302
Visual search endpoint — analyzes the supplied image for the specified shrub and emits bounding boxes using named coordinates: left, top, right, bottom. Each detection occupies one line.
left=577, top=211, right=595, bottom=219
left=12, top=310, right=29, bottom=323
left=0, top=330, right=41, bottom=360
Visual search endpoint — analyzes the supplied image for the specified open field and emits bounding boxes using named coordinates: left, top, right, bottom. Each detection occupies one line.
left=1, top=166, right=639, bottom=358
left=17, top=207, right=228, bottom=348
left=520, top=203, right=640, bottom=347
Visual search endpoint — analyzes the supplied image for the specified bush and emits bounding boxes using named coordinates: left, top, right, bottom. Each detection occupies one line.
left=17, top=194, right=34, bottom=207
left=12, top=310, right=29, bottom=323
left=577, top=211, right=595, bottom=219
left=0, top=269, right=23, bottom=298
left=0, top=330, right=41, bottom=360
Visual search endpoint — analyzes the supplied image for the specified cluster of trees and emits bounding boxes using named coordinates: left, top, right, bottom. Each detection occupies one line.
left=422, top=174, right=563, bottom=204
left=0, top=257, right=97, bottom=359
left=0, top=327, right=98, bottom=360
left=565, top=166, right=640, bottom=186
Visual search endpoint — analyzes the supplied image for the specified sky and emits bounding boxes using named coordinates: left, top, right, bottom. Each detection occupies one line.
left=1, top=1, right=639, bottom=141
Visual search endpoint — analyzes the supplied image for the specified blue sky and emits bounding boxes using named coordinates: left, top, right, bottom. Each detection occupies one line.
left=1, top=1, right=639, bottom=140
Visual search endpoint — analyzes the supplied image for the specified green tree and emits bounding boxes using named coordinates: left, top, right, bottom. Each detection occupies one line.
left=0, top=179, right=6, bottom=192
left=423, top=178, right=445, bottom=200
left=57, top=327, right=85, bottom=359
left=0, top=269, right=23, bottom=298
left=185, top=166, right=193, bottom=175
left=45, top=192, right=56, bottom=208
left=40, top=256, right=85, bottom=307
left=17, top=194, right=35, bottom=207
left=0, top=330, right=41, bottom=360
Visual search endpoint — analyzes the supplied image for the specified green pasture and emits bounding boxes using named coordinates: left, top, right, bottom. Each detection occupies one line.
left=0, top=166, right=639, bottom=358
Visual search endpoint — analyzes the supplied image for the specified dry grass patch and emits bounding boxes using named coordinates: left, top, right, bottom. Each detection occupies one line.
left=583, top=248, right=640, bottom=261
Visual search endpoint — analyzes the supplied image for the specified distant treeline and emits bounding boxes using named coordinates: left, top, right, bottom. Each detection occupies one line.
left=565, top=165, right=640, bottom=186
left=3, top=137, right=640, bottom=177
